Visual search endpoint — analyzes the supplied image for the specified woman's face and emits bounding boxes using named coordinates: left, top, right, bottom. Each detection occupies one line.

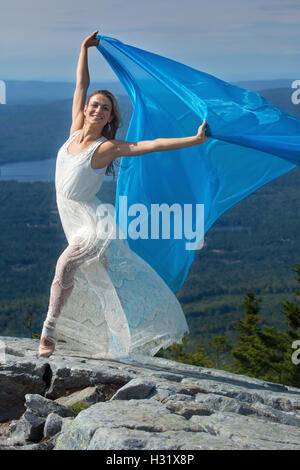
left=84, top=93, right=113, bottom=127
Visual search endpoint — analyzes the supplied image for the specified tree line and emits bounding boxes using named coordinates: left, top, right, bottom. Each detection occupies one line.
left=161, top=263, right=300, bottom=388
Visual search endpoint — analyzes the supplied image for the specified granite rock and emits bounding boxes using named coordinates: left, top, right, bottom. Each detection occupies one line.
left=54, top=386, right=105, bottom=407
left=43, top=413, right=65, bottom=439
left=8, top=393, right=75, bottom=444
left=1, top=336, right=300, bottom=450
left=110, top=378, right=156, bottom=400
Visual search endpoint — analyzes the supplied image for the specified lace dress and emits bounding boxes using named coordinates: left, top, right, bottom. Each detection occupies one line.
left=53, top=130, right=189, bottom=359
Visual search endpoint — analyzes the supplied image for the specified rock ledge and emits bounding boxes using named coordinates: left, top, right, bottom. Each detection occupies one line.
left=1, top=336, right=300, bottom=450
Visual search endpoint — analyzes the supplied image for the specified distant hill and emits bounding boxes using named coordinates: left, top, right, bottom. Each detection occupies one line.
left=3, top=78, right=297, bottom=104
left=0, top=96, right=132, bottom=164
left=234, top=78, right=297, bottom=92
left=257, top=88, right=300, bottom=118
left=4, top=80, right=126, bottom=105
left=0, top=79, right=299, bottom=165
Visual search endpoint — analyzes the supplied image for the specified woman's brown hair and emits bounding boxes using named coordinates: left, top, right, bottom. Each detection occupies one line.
left=86, top=89, right=121, bottom=178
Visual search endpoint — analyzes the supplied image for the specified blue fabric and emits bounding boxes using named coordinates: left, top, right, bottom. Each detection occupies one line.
left=96, top=36, right=300, bottom=293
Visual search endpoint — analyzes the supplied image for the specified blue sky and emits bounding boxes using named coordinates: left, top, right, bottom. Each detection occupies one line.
left=0, top=0, right=299, bottom=82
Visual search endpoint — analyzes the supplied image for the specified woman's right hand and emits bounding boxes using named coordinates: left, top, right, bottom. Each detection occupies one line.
left=195, top=119, right=208, bottom=144
left=82, top=31, right=100, bottom=49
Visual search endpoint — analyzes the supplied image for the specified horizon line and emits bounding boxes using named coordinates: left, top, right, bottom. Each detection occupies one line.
left=1, top=76, right=298, bottom=84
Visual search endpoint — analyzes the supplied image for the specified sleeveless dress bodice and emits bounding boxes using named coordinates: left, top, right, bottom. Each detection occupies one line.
left=55, top=130, right=107, bottom=202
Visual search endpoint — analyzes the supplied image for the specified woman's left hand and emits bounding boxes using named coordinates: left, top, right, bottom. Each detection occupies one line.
left=196, top=119, right=208, bottom=144
left=82, top=30, right=100, bottom=49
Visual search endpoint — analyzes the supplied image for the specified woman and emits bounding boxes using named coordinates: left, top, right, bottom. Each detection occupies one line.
left=38, top=31, right=208, bottom=359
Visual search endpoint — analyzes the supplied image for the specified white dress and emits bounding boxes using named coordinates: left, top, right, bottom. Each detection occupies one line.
left=53, top=130, right=189, bottom=359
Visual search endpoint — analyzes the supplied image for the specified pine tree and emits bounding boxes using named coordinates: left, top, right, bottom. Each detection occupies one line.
left=231, top=290, right=264, bottom=377
left=232, top=290, right=291, bottom=382
left=161, top=334, right=213, bottom=367
left=209, top=335, right=231, bottom=369
left=282, top=264, right=300, bottom=330
left=188, top=345, right=213, bottom=368
left=231, top=265, right=300, bottom=387
left=255, top=325, right=287, bottom=383
left=279, top=263, right=300, bottom=387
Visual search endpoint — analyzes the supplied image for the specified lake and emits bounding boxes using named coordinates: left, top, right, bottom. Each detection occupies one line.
left=0, top=159, right=56, bottom=182
left=0, top=159, right=113, bottom=183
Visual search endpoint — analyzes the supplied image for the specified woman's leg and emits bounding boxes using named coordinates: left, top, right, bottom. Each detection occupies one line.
left=38, top=238, right=97, bottom=357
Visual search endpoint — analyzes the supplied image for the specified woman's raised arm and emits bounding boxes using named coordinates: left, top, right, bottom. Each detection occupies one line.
left=70, top=31, right=99, bottom=136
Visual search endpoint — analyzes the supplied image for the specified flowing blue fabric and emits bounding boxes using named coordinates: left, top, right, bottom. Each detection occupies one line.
left=96, top=36, right=300, bottom=293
